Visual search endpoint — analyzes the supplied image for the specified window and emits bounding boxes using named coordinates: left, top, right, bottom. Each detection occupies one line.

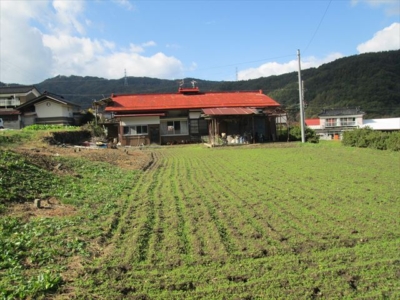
left=1, top=115, right=18, bottom=122
left=161, top=120, right=188, bottom=135
left=190, top=120, right=199, bottom=134
left=340, top=117, right=356, bottom=126
left=190, top=119, right=208, bottom=135
left=325, top=118, right=337, bottom=127
left=123, top=125, right=148, bottom=136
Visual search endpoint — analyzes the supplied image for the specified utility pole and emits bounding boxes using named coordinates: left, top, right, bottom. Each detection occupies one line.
left=297, top=49, right=306, bottom=143
left=302, top=80, right=306, bottom=125
left=124, top=69, right=128, bottom=86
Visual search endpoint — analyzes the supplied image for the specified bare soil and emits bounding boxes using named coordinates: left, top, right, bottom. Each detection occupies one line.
left=13, top=145, right=153, bottom=172
left=7, top=145, right=153, bottom=219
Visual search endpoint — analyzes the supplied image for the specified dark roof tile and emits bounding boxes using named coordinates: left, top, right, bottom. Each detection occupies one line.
left=318, top=108, right=365, bottom=117
left=0, top=85, right=38, bottom=94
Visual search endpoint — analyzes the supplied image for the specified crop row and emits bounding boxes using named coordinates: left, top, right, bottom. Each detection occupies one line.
left=73, top=145, right=400, bottom=299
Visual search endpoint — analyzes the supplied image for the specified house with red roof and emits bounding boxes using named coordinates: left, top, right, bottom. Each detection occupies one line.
left=98, top=85, right=281, bottom=146
left=305, top=118, right=320, bottom=129
left=305, top=108, right=365, bottom=140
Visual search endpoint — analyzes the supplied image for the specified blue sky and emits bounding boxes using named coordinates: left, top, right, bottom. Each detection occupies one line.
left=0, top=0, right=399, bottom=85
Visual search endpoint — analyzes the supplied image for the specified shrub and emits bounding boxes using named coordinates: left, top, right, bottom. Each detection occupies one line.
left=386, top=131, right=400, bottom=151
left=22, top=124, right=78, bottom=131
left=289, top=125, right=319, bottom=143
left=342, top=127, right=400, bottom=151
left=80, top=122, right=106, bottom=138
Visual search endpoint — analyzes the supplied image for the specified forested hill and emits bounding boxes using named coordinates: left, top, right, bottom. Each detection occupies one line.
left=2, top=50, right=399, bottom=118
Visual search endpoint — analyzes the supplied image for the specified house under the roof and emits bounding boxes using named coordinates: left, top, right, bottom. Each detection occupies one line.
left=0, top=85, right=41, bottom=129
left=17, top=91, right=81, bottom=127
left=315, top=107, right=365, bottom=140
left=100, top=87, right=282, bottom=146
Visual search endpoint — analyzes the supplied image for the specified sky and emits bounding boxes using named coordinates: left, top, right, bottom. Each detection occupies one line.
left=0, top=0, right=399, bottom=85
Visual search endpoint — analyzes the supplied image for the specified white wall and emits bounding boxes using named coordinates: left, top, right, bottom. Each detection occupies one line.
left=35, top=101, right=73, bottom=118
left=120, top=116, right=160, bottom=126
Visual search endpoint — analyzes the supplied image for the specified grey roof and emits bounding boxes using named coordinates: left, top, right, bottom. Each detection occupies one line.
left=318, top=108, right=365, bottom=117
left=0, top=85, right=39, bottom=94
left=17, top=91, right=80, bottom=109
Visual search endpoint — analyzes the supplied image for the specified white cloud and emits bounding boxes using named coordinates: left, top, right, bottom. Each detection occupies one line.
left=357, top=22, right=400, bottom=53
left=93, top=52, right=184, bottom=79
left=0, top=0, right=184, bottom=84
left=51, top=0, right=86, bottom=35
left=112, top=0, right=135, bottom=11
left=351, top=0, right=400, bottom=15
left=166, top=43, right=181, bottom=49
left=142, top=41, right=156, bottom=47
left=129, top=41, right=156, bottom=53
left=188, top=62, right=198, bottom=72
left=0, top=0, right=53, bottom=84
left=238, top=53, right=343, bottom=80
left=42, top=34, right=183, bottom=80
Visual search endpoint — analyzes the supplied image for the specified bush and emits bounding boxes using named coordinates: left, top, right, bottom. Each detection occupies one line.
left=22, top=124, right=78, bottom=131
left=386, top=131, right=400, bottom=151
left=289, top=126, right=319, bottom=143
left=80, top=122, right=106, bottom=138
left=342, top=127, right=400, bottom=151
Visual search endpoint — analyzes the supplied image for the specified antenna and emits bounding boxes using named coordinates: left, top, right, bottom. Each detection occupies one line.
left=124, top=69, right=128, bottom=86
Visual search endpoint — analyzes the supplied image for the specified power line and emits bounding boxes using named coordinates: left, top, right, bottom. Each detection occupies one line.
left=303, top=0, right=333, bottom=55
left=193, top=54, right=295, bottom=72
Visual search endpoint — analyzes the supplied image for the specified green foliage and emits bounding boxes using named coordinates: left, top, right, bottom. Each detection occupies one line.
left=0, top=150, right=62, bottom=204
left=0, top=149, right=138, bottom=298
left=81, top=122, right=106, bottom=138
left=0, top=130, right=44, bottom=146
left=0, top=217, right=73, bottom=298
left=342, top=128, right=400, bottom=151
left=288, top=125, right=319, bottom=143
left=74, top=145, right=400, bottom=299
left=22, top=124, right=78, bottom=131
left=80, top=110, right=96, bottom=124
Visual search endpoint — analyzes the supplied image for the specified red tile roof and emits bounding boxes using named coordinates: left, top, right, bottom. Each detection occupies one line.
left=105, top=90, right=280, bottom=113
left=305, top=118, right=320, bottom=126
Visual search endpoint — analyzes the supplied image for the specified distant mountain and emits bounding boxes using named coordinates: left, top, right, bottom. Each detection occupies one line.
left=2, top=50, right=399, bottom=118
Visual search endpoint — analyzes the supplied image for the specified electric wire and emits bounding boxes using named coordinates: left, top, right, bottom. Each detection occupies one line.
left=302, top=0, right=333, bottom=55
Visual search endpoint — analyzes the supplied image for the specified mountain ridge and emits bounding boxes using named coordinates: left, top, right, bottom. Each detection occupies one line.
left=1, top=50, right=399, bottom=118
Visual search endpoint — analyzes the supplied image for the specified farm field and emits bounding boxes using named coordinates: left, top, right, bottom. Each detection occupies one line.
left=1, top=142, right=400, bottom=299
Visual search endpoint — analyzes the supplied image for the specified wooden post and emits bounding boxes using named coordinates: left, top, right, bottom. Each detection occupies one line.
left=34, top=199, right=41, bottom=208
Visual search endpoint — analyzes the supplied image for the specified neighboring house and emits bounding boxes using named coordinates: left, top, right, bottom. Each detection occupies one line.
left=98, top=86, right=281, bottom=146
left=17, top=91, right=81, bottom=127
left=305, top=108, right=399, bottom=140
left=0, top=85, right=41, bottom=129
left=306, top=108, right=365, bottom=140
left=361, top=118, right=400, bottom=131
left=305, top=118, right=320, bottom=130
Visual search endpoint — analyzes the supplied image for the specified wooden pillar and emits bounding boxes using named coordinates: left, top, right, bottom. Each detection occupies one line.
left=252, top=116, right=255, bottom=144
